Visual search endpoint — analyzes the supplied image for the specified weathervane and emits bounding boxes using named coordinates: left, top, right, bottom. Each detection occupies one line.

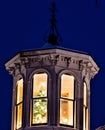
left=44, top=1, right=62, bottom=45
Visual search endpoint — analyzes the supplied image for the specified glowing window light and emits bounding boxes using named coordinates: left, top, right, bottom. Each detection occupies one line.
left=16, top=78, right=23, bottom=129
left=32, top=73, right=48, bottom=124
left=60, top=99, right=73, bottom=126
left=60, top=74, right=75, bottom=126
left=17, top=104, right=22, bottom=129
left=17, top=79, right=23, bottom=104
left=83, top=82, right=88, bottom=130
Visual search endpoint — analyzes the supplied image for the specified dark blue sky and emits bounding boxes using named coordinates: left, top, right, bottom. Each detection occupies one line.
left=1, top=0, right=105, bottom=130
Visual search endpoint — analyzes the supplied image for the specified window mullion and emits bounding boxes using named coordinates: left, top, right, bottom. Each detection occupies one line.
left=60, top=97, right=74, bottom=101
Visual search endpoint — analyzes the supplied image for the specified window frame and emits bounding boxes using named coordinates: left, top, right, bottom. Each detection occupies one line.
left=59, top=73, right=76, bottom=128
left=31, top=72, right=48, bottom=126
left=15, top=78, right=24, bottom=130
left=83, top=82, right=88, bottom=130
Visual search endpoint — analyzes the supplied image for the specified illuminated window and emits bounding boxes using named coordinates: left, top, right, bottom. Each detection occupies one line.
left=60, top=74, right=76, bottom=127
left=83, top=82, right=88, bottom=130
left=16, top=78, right=23, bottom=129
left=32, top=73, right=48, bottom=124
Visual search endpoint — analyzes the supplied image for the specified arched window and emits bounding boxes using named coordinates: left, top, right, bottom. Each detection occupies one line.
left=83, top=82, right=88, bottom=130
left=32, top=73, right=48, bottom=124
left=60, top=74, right=76, bottom=127
left=16, top=78, right=23, bottom=129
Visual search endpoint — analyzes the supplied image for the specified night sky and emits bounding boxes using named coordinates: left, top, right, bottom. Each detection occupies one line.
left=1, top=0, right=105, bottom=130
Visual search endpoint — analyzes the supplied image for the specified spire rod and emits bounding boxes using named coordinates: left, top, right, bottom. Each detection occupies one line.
left=44, top=1, right=62, bottom=46
left=50, top=1, right=56, bottom=38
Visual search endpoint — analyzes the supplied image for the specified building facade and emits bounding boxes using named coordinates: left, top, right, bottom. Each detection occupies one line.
left=5, top=47, right=99, bottom=130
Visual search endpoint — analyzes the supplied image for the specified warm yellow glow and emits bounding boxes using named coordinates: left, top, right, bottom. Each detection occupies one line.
left=60, top=99, right=73, bottom=126
left=61, top=74, right=74, bottom=99
left=17, top=104, right=22, bottom=129
left=83, top=107, right=86, bottom=130
left=16, top=78, right=23, bottom=129
left=86, top=109, right=88, bottom=130
left=33, top=73, right=47, bottom=97
left=83, top=82, right=88, bottom=130
left=83, top=108, right=88, bottom=130
left=84, top=82, right=87, bottom=106
left=17, top=79, right=23, bottom=104
left=60, top=74, right=75, bottom=126
left=32, top=99, right=47, bottom=124
left=32, top=73, right=48, bottom=124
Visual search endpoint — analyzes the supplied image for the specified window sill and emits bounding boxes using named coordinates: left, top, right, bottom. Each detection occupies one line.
left=24, top=126, right=78, bottom=130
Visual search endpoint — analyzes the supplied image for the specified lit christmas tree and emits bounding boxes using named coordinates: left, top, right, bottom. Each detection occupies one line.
left=33, top=90, right=47, bottom=123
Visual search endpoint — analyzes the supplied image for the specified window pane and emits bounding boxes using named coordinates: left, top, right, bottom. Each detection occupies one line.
left=84, top=82, right=87, bottom=106
left=33, top=73, right=47, bottom=98
left=83, top=107, right=88, bottom=130
left=17, top=79, right=23, bottom=104
left=83, top=82, right=88, bottom=130
left=17, top=104, right=22, bottom=129
left=60, top=99, right=73, bottom=126
left=32, top=99, right=47, bottom=124
left=86, top=108, right=88, bottom=130
left=83, top=107, right=86, bottom=130
left=61, top=74, right=74, bottom=99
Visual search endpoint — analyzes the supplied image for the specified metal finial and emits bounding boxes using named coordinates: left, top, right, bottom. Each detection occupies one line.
left=44, top=1, right=62, bottom=46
